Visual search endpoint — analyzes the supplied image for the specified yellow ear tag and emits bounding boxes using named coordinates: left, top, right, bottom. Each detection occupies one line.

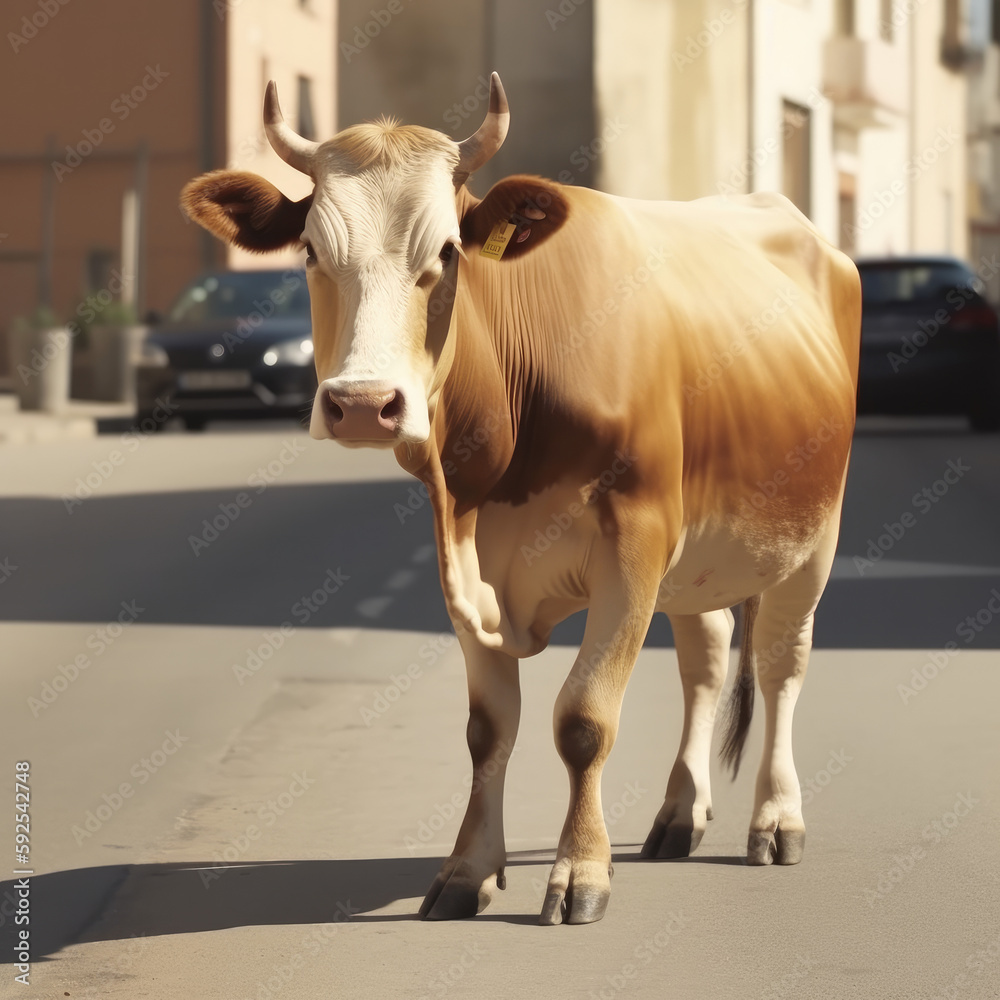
left=480, top=220, right=516, bottom=260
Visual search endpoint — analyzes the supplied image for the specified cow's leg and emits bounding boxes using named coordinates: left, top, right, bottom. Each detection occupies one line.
left=641, top=607, right=734, bottom=859
left=746, top=511, right=842, bottom=866
left=541, top=535, right=661, bottom=926
left=420, top=641, right=520, bottom=919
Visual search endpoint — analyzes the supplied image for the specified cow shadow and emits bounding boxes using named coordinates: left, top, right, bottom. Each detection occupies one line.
left=0, top=847, right=737, bottom=958
left=0, top=472, right=997, bottom=649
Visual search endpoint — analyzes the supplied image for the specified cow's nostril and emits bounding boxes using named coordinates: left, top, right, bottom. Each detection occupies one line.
left=324, top=390, right=344, bottom=424
left=379, top=390, right=404, bottom=423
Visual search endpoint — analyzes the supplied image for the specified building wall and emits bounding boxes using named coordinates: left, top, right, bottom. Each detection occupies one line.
left=0, top=0, right=222, bottom=357
left=910, top=0, right=969, bottom=255
left=226, top=0, right=337, bottom=271
left=336, top=0, right=596, bottom=196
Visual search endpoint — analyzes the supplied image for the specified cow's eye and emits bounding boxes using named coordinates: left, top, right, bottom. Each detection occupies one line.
left=439, top=242, right=455, bottom=265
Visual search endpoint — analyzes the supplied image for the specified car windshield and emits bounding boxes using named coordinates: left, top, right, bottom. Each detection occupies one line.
left=168, top=271, right=310, bottom=322
left=859, top=262, right=978, bottom=306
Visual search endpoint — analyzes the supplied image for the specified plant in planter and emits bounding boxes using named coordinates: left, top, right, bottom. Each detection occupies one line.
left=6, top=305, right=74, bottom=412
left=84, top=299, right=145, bottom=405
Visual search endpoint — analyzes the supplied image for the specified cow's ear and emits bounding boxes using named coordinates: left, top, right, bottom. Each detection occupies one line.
left=180, top=170, right=313, bottom=253
left=460, top=175, right=569, bottom=262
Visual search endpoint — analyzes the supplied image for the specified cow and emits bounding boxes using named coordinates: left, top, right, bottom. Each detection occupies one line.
left=181, top=73, right=860, bottom=926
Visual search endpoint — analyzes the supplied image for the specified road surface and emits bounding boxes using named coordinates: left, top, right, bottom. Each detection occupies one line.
left=2, top=417, right=998, bottom=999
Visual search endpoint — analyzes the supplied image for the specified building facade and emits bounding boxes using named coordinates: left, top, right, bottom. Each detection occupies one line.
left=0, top=0, right=334, bottom=374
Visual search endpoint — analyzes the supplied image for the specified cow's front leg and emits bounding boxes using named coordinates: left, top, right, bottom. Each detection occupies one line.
left=642, top=607, right=734, bottom=859
left=541, top=537, right=662, bottom=926
left=420, top=640, right=520, bottom=919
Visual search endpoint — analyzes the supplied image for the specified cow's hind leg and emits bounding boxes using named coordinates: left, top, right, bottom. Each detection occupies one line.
left=420, top=642, right=519, bottom=919
left=541, top=533, right=662, bottom=926
left=743, top=514, right=842, bottom=866
left=642, top=607, right=734, bottom=859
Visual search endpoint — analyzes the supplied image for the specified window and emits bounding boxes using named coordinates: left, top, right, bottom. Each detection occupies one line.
left=782, top=101, right=812, bottom=218
left=835, top=0, right=855, bottom=36
left=297, top=75, right=316, bottom=141
left=879, top=0, right=894, bottom=42
left=86, top=247, right=114, bottom=293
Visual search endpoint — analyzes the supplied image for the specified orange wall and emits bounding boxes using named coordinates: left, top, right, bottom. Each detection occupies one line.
left=0, top=0, right=225, bottom=364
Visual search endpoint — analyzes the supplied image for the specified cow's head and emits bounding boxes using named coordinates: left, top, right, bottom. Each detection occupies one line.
left=182, top=73, right=564, bottom=449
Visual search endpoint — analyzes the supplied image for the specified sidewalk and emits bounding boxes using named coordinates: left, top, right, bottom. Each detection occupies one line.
left=0, top=393, right=134, bottom=446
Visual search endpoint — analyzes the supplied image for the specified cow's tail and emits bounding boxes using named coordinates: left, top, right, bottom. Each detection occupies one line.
left=720, top=594, right=760, bottom=778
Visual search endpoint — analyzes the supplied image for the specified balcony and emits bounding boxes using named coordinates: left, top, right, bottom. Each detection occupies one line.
left=823, top=35, right=908, bottom=130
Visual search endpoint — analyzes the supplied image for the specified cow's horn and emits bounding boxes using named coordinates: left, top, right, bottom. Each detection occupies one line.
left=456, top=72, right=509, bottom=178
left=263, top=81, right=319, bottom=176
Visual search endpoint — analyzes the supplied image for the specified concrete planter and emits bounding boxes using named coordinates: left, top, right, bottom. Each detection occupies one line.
left=86, top=323, right=148, bottom=405
left=7, top=324, right=73, bottom=412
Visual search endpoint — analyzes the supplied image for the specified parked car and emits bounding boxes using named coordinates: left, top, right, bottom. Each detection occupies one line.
left=856, top=256, right=1000, bottom=431
left=137, top=269, right=315, bottom=429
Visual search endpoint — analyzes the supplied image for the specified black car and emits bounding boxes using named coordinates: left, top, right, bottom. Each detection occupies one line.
left=137, top=269, right=316, bottom=429
left=856, top=256, right=1000, bottom=431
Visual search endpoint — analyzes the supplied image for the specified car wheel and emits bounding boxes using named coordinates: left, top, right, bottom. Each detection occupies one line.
left=969, top=396, right=1000, bottom=433
left=184, top=416, right=208, bottom=432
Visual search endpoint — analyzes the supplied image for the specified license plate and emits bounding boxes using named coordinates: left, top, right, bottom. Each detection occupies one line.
left=178, top=370, right=252, bottom=391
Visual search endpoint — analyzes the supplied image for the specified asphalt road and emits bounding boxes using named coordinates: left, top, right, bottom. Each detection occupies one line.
left=1, top=416, right=999, bottom=999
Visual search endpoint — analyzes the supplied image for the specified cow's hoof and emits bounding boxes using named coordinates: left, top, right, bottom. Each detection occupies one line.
left=747, top=826, right=805, bottom=866
left=539, top=857, right=611, bottom=926
left=419, top=859, right=500, bottom=920
left=640, top=802, right=710, bottom=859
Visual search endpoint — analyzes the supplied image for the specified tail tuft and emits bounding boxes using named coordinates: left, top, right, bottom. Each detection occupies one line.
left=720, top=594, right=760, bottom=778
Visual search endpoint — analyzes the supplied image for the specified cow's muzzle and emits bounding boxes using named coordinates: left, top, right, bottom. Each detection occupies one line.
left=321, top=382, right=405, bottom=441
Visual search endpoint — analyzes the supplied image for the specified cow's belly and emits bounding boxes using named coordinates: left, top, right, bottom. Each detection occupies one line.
left=472, top=486, right=830, bottom=657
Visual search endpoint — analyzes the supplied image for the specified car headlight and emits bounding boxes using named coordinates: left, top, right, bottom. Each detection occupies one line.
left=261, top=338, right=314, bottom=367
left=138, top=341, right=169, bottom=367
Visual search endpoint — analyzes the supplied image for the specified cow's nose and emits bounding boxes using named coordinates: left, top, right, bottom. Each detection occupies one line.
left=323, top=386, right=404, bottom=440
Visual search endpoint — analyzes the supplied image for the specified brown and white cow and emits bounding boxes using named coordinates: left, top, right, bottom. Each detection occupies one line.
left=182, top=74, right=860, bottom=925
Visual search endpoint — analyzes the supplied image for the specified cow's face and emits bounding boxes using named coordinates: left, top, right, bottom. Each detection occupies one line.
left=182, top=75, right=510, bottom=448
